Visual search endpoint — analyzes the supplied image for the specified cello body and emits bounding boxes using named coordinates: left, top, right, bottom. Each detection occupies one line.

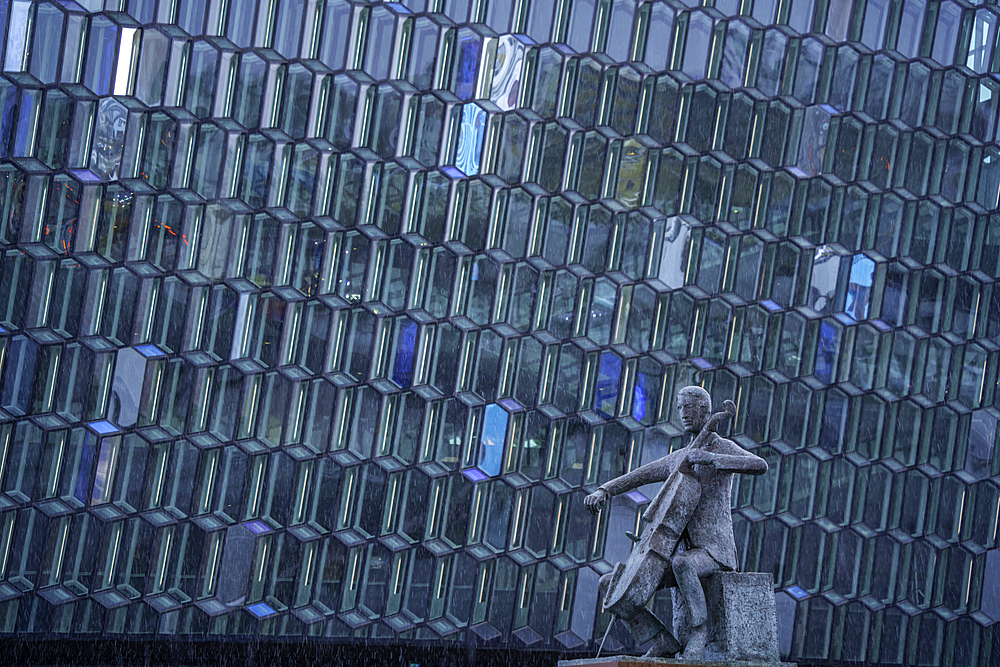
left=603, top=469, right=701, bottom=619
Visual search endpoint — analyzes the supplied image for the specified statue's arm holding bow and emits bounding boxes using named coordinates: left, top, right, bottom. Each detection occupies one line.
left=583, top=450, right=684, bottom=515
left=685, top=437, right=768, bottom=475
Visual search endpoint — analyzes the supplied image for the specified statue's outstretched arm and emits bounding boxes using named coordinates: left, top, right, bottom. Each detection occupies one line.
left=690, top=440, right=768, bottom=475
left=598, top=452, right=678, bottom=497
left=584, top=451, right=682, bottom=514
left=706, top=453, right=768, bottom=475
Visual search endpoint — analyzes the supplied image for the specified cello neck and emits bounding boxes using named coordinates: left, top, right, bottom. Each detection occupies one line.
left=691, top=401, right=736, bottom=449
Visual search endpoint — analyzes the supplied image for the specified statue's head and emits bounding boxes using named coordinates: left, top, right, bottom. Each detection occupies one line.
left=676, top=386, right=711, bottom=434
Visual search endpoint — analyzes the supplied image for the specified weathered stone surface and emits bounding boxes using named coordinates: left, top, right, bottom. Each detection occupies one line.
left=557, top=657, right=796, bottom=667
left=672, top=572, right=781, bottom=664
left=582, top=388, right=773, bottom=660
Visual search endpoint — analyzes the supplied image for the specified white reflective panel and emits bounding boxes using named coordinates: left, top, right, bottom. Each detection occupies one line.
left=656, top=216, right=690, bottom=289
left=968, top=10, right=997, bottom=73
left=845, top=253, right=875, bottom=321
left=232, top=292, right=252, bottom=359
left=113, top=27, right=139, bottom=95
left=3, top=0, right=33, bottom=72
left=490, top=34, right=526, bottom=112
left=809, top=246, right=840, bottom=313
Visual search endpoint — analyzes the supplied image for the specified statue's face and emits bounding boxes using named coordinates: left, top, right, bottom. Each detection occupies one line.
left=677, top=393, right=709, bottom=434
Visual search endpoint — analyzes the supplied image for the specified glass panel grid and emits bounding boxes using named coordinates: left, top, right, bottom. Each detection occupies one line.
left=0, top=1, right=995, bottom=664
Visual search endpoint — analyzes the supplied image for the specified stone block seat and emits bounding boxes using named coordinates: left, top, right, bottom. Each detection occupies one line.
left=560, top=572, right=795, bottom=667
left=677, top=571, right=783, bottom=664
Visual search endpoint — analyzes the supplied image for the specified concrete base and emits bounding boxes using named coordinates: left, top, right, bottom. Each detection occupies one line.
left=558, top=658, right=797, bottom=667
left=575, top=571, right=788, bottom=667
left=671, top=571, right=780, bottom=664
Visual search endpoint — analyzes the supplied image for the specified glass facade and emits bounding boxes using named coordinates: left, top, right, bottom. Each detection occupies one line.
left=0, top=0, right=998, bottom=665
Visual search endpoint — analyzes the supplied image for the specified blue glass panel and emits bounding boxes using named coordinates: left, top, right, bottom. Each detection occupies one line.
left=455, top=34, right=480, bottom=100
left=594, top=352, right=621, bottom=419
left=691, top=357, right=713, bottom=370
left=786, top=585, right=809, bottom=599
left=226, top=0, right=256, bottom=47
left=29, top=4, right=63, bottom=83
left=477, top=403, right=508, bottom=477
left=462, top=468, right=489, bottom=482
left=632, top=371, right=646, bottom=422
left=272, top=0, right=306, bottom=58
left=625, top=489, right=649, bottom=504
left=244, top=519, right=271, bottom=535
left=247, top=601, right=277, bottom=618
left=318, top=0, right=352, bottom=69
left=455, top=103, right=486, bottom=176
left=88, top=420, right=119, bottom=434
left=966, top=410, right=996, bottom=480
left=136, top=344, right=165, bottom=358
left=392, top=320, right=417, bottom=388
left=73, top=431, right=97, bottom=504
left=814, top=321, right=840, bottom=384
left=176, top=0, right=207, bottom=35
left=84, top=18, right=118, bottom=96
left=127, top=0, right=156, bottom=24
left=2, top=0, right=28, bottom=72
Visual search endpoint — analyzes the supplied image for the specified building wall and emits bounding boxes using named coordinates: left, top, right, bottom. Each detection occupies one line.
left=0, top=0, right=999, bottom=664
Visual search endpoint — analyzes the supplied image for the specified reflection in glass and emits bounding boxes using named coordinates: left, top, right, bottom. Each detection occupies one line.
left=844, top=254, right=875, bottom=321
left=455, top=103, right=486, bottom=176
left=490, top=35, right=525, bottom=112
left=654, top=216, right=689, bottom=289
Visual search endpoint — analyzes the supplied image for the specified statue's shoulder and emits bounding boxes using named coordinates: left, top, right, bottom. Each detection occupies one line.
left=708, top=433, right=745, bottom=453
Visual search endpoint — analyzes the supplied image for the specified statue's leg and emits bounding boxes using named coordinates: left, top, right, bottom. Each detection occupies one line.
left=671, top=548, right=719, bottom=659
left=599, top=557, right=679, bottom=655
left=637, top=562, right=681, bottom=658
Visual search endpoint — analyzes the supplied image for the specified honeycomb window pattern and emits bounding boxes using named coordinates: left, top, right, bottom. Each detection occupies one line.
left=0, top=0, right=998, bottom=664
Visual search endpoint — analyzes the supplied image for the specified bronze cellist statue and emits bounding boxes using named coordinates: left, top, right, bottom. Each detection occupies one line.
left=584, top=386, right=768, bottom=659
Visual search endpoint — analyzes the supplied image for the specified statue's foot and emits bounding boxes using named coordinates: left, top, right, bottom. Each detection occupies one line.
left=679, top=624, right=708, bottom=660
left=642, top=630, right=681, bottom=658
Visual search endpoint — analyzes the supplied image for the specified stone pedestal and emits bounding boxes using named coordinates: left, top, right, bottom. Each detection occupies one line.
left=672, top=571, right=781, bottom=664
left=562, top=572, right=792, bottom=667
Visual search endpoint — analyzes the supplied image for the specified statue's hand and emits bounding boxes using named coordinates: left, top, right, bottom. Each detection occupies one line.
left=584, top=488, right=608, bottom=515
left=680, top=450, right=716, bottom=475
